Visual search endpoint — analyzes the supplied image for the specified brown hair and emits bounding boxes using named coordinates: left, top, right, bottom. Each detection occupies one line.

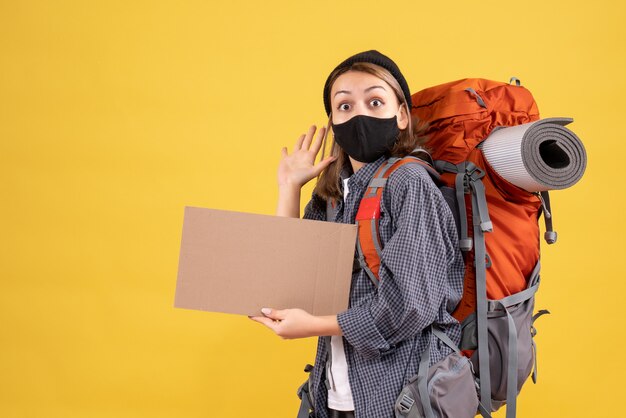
left=314, top=62, right=429, bottom=202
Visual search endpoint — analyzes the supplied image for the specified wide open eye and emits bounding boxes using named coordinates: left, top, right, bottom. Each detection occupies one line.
left=370, top=98, right=384, bottom=107
left=337, top=103, right=351, bottom=111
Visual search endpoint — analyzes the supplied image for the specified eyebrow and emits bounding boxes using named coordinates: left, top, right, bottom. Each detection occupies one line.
left=333, top=85, right=387, bottom=97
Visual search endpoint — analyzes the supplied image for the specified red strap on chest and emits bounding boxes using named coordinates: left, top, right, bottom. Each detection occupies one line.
left=356, top=158, right=420, bottom=281
left=355, top=195, right=381, bottom=221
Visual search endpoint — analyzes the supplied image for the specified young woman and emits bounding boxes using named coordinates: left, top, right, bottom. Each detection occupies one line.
left=250, top=50, right=465, bottom=418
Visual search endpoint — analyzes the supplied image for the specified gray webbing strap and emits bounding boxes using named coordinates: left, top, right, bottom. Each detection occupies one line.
left=539, top=191, right=557, bottom=244
left=462, top=163, right=492, bottom=233
left=509, top=77, right=521, bottom=86
left=431, top=326, right=461, bottom=355
left=417, top=327, right=436, bottom=418
left=531, top=338, right=538, bottom=384
left=455, top=165, right=472, bottom=251
left=487, top=284, right=538, bottom=313
left=356, top=238, right=379, bottom=288
left=365, top=160, right=394, bottom=195
left=470, top=176, right=493, bottom=232
left=365, top=159, right=396, bottom=197
left=532, top=309, right=550, bottom=323
left=478, top=401, right=493, bottom=418
left=296, top=381, right=312, bottom=418
left=379, top=159, right=398, bottom=178
left=368, top=178, right=387, bottom=189
left=326, top=199, right=339, bottom=223
left=492, top=301, right=518, bottom=418
left=465, top=87, right=487, bottom=108
left=472, top=185, right=492, bottom=417
left=434, top=160, right=458, bottom=174
left=530, top=310, right=550, bottom=384
left=436, top=160, right=473, bottom=251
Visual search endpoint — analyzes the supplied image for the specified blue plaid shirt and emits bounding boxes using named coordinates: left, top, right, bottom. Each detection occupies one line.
left=302, top=155, right=465, bottom=418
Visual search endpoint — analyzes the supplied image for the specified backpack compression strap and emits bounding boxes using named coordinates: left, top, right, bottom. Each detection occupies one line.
left=433, top=160, right=495, bottom=416
left=355, top=156, right=441, bottom=286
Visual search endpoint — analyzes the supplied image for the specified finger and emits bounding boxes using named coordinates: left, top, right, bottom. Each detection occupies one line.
left=281, top=147, right=288, bottom=159
left=301, top=125, right=316, bottom=150
left=249, top=316, right=279, bottom=331
left=310, top=125, right=327, bottom=157
left=294, top=134, right=306, bottom=151
left=312, top=156, right=337, bottom=176
left=261, top=307, right=286, bottom=320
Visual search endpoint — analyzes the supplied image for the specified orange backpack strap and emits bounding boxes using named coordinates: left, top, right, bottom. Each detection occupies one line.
left=355, top=156, right=440, bottom=286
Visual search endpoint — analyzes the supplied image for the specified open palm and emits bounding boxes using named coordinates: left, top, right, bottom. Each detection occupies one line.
left=278, top=125, right=336, bottom=188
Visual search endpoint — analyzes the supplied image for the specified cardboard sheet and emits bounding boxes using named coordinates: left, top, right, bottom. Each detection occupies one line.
left=174, top=206, right=358, bottom=316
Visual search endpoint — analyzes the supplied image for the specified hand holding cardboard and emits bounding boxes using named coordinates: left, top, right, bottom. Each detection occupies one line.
left=174, top=206, right=357, bottom=317
left=248, top=307, right=343, bottom=339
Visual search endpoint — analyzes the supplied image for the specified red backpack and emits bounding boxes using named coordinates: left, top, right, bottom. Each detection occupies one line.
left=356, top=78, right=560, bottom=418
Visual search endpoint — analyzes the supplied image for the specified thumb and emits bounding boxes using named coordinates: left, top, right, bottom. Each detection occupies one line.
left=261, top=307, right=286, bottom=320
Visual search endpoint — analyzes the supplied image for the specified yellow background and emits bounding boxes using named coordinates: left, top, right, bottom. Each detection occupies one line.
left=1, top=0, right=624, bottom=417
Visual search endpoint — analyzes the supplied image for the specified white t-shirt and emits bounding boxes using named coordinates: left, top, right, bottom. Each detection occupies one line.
left=327, top=177, right=356, bottom=411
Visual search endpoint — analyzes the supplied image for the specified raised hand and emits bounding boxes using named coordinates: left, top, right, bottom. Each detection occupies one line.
left=277, top=125, right=336, bottom=188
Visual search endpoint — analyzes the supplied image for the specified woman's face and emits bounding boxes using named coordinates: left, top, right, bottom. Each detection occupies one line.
left=329, top=70, right=408, bottom=129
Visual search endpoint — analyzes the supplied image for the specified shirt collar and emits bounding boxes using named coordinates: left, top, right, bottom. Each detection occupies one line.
left=347, top=155, right=388, bottom=190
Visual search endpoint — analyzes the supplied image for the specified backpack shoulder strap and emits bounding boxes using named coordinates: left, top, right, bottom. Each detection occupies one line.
left=355, top=156, right=439, bottom=285
left=326, top=198, right=339, bottom=222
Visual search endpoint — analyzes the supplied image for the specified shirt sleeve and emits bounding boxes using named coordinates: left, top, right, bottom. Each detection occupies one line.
left=337, top=165, right=463, bottom=359
left=302, top=191, right=327, bottom=221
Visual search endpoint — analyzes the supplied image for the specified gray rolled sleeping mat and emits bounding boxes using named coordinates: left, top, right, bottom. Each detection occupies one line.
left=480, top=117, right=587, bottom=192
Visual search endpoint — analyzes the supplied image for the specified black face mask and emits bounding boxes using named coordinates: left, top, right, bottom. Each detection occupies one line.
left=332, top=115, right=400, bottom=163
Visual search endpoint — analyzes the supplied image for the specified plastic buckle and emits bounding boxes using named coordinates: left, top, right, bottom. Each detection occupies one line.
left=459, top=238, right=473, bottom=252
left=397, top=393, right=415, bottom=414
left=480, top=221, right=493, bottom=232
left=467, top=167, right=485, bottom=182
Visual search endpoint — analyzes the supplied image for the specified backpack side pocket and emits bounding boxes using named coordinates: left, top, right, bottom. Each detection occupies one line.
left=463, top=262, right=549, bottom=414
left=395, top=327, right=479, bottom=418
